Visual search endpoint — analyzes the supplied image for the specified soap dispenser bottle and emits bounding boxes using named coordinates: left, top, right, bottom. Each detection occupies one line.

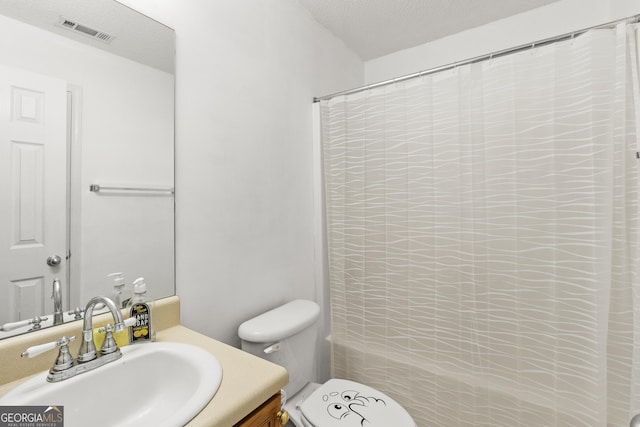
left=107, top=272, right=126, bottom=309
left=127, top=277, right=155, bottom=343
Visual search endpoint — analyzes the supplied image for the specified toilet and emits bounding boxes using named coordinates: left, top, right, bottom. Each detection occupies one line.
left=238, top=299, right=416, bottom=427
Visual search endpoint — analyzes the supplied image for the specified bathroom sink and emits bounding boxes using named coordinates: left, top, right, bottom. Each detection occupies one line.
left=0, top=342, right=222, bottom=427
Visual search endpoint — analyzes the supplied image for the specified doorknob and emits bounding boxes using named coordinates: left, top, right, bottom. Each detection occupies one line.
left=46, top=255, right=62, bottom=266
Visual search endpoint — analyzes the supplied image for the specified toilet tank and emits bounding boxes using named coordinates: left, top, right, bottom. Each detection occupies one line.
left=238, top=299, right=320, bottom=397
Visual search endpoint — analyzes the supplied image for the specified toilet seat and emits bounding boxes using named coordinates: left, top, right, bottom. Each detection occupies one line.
left=299, top=379, right=415, bottom=427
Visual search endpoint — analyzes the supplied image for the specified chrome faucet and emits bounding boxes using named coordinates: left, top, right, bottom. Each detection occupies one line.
left=21, top=296, right=134, bottom=382
left=77, top=296, right=124, bottom=362
left=51, top=278, right=63, bottom=326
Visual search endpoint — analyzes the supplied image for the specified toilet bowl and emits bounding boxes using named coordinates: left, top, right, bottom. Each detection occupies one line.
left=238, top=299, right=415, bottom=427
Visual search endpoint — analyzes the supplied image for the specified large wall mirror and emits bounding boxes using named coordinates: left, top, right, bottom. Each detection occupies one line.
left=0, top=0, right=175, bottom=339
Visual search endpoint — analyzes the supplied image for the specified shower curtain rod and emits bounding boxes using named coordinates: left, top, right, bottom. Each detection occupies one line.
left=313, top=14, right=640, bottom=103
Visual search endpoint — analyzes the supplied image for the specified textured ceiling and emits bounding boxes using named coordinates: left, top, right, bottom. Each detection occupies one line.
left=298, top=0, right=562, bottom=60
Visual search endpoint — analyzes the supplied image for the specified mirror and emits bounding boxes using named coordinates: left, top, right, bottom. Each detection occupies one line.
left=0, top=0, right=175, bottom=338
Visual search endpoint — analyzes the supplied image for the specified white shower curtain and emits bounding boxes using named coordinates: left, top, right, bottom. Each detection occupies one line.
left=320, top=23, right=640, bottom=426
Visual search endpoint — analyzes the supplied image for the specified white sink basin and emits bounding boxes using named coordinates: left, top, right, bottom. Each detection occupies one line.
left=0, top=342, right=222, bottom=427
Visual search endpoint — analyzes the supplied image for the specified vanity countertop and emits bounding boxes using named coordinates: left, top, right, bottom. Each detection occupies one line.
left=0, top=296, right=289, bottom=427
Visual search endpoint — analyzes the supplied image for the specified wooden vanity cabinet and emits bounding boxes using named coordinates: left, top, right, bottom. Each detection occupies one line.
left=235, top=393, right=283, bottom=427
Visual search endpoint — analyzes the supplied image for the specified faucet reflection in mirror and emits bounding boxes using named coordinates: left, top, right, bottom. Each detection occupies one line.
left=20, top=296, right=135, bottom=383
left=0, top=279, right=64, bottom=333
left=51, top=278, right=63, bottom=326
left=0, top=316, right=49, bottom=333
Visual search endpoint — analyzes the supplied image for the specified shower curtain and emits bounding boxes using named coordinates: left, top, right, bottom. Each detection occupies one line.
left=320, top=23, right=640, bottom=426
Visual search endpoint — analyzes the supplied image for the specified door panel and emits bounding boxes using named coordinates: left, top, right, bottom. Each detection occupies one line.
left=0, top=65, right=67, bottom=324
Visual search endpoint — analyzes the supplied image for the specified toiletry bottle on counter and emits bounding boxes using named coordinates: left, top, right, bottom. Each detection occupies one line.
left=107, top=272, right=126, bottom=309
left=127, top=277, right=155, bottom=343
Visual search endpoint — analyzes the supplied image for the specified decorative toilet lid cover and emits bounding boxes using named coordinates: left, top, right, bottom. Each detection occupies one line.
left=300, top=378, right=415, bottom=427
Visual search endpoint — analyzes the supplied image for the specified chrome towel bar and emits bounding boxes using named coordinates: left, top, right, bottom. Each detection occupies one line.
left=89, top=184, right=174, bottom=194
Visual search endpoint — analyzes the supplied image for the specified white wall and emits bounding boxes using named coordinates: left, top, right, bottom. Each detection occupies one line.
left=0, top=14, right=175, bottom=308
left=366, top=0, right=640, bottom=84
left=119, top=0, right=363, bottom=370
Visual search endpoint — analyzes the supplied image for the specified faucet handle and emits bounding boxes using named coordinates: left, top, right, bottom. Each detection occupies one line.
left=68, top=307, right=84, bottom=320
left=21, top=336, right=76, bottom=359
left=122, top=317, right=137, bottom=329
left=99, top=317, right=136, bottom=333
left=29, top=316, right=48, bottom=331
left=97, top=318, right=136, bottom=354
left=97, top=324, right=118, bottom=355
left=1, top=316, right=49, bottom=332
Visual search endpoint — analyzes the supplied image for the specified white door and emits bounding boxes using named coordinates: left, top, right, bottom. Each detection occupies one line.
left=0, top=65, right=67, bottom=324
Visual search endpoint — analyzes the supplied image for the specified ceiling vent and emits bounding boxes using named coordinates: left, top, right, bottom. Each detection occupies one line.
left=56, top=16, right=115, bottom=44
